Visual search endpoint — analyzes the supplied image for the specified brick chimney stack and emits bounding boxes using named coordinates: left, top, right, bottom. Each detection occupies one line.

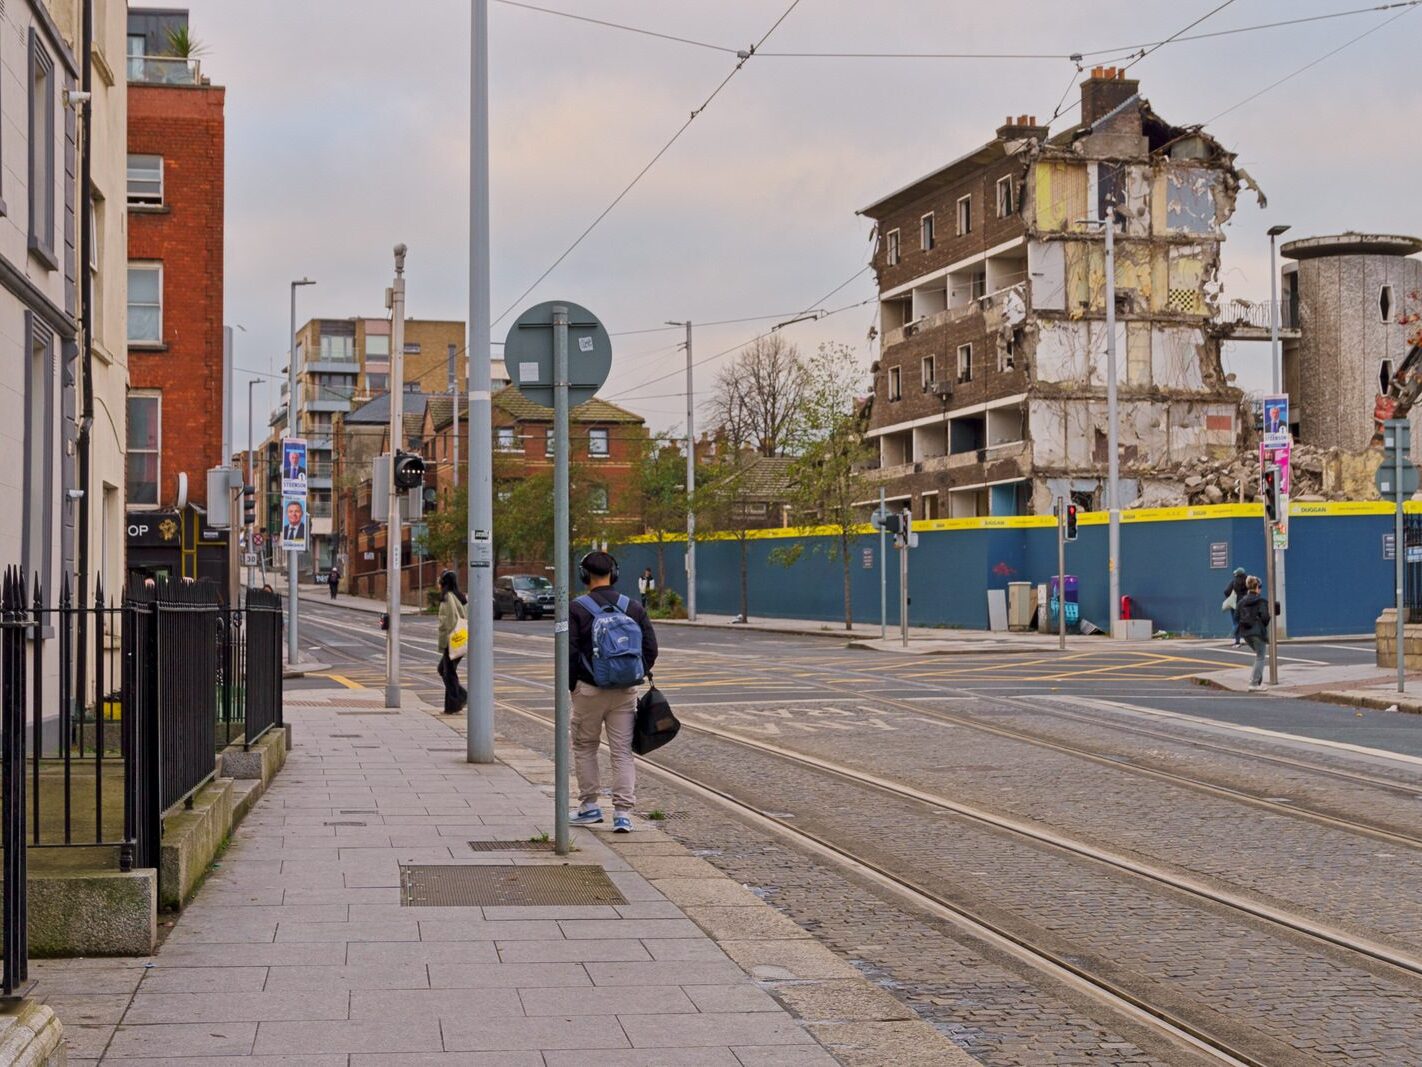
left=1080, top=65, right=1139, bottom=125
left=996, top=113, right=1048, bottom=141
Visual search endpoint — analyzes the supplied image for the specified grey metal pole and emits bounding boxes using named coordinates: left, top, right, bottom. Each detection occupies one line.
left=466, top=0, right=496, bottom=763
left=899, top=507, right=909, bottom=649
left=684, top=322, right=697, bottom=621
left=1265, top=504, right=1278, bottom=686
left=286, top=280, right=310, bottom=663
left=1104, top=215, right=1121, bottom=638
left=553, top=306, right=572, bottom=856
left=248, top=378, right=257, bottom=593
left=385, top=246, right=408, bottom=709
left=1057, top=496, right=1066, bottom=651
left=1397, top=437, right=1406, bottom=694
left=1269, top=231, right=1289, bottom=641
left=878, top=487, right=886, bottom=640
left=452, top=390, right=460, bottom=508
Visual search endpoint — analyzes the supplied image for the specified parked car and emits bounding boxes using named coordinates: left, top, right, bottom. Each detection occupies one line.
left=494, top=574, right=555, bottom=620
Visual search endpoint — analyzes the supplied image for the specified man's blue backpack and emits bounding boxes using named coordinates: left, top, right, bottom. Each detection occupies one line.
left=576, top=594, right=646, bottom=688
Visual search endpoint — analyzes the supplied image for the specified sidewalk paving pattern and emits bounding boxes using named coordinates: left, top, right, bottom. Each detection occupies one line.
left=30, top=689, right=856, bottom=1065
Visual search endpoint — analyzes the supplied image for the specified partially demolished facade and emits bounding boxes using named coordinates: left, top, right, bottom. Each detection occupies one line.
left=860, top=68, right=1254, bottom=517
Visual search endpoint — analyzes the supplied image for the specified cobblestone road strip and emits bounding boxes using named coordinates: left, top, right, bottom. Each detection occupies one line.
left=493, top=710, right=1210, bottom=1067
left=669, top=695, right=1422, bottom=958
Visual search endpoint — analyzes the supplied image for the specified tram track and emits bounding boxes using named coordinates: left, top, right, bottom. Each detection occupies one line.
left=494, top=698, right=1341, bottom=1067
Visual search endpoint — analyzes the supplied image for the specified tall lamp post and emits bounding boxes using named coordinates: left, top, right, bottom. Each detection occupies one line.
left=666, top=321, right=696, bottom=620
left=287, top=277, right=316, bottom=664
left=1267, top=224, right=1291, bottom=645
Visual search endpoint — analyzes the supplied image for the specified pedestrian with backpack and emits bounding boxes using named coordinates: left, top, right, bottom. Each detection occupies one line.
left=1236, top=575, right=1272, bottom=691
left=569, top=551, right=658, bottom=833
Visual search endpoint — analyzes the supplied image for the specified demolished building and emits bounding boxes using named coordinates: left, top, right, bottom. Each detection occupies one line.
left=859, top=67, right=1260, bottom=518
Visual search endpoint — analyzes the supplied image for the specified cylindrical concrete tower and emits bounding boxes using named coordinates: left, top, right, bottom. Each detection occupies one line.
left=1282, top=233, right=1422, bottom=452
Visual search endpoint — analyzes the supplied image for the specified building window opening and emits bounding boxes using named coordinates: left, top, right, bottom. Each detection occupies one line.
left=957, top=343, right=973, bottom=384
left=887, top=366, right=902, bottom=401
left=127, top=393, right=160, bottom=507
left=1381, top=285, right=1394, bottom=323
left=588, top=427, right=610, bottom=456
left=996, top=175, right=1014, bottom=218
left=920, top=213, right=934, bottom=251
left=956, top=195, right=972, bottom=236
left=921, top=355, right=935, bottom=389
left=885, top=228, right=900, bottom=266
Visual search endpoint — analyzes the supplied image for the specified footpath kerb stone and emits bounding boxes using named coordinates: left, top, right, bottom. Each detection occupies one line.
left=18, top=686, right=985, bottom=1065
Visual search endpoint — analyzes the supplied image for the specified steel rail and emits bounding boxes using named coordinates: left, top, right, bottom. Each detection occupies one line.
left=493, top=697, right=1258, bottom=1067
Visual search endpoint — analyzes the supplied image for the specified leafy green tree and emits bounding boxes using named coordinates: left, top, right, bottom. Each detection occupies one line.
left=637, top=433, right=689, bottom=589
left=422, top=484, right=468, bottom=572
left=694, top=451, right=761, bottom=621
left=492, top=464, right=613, bottom=568
left=779, top=343, right=873, bottom=630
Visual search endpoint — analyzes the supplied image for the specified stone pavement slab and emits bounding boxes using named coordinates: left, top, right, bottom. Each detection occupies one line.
left=33, top=686, right=866, bottom=1065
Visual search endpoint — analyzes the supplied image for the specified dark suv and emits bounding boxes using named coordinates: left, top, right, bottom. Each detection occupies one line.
left=493, top=574, right=555, bottom=620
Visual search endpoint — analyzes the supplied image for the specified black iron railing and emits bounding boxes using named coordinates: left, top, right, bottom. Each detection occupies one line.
left=2, top=569, right=30, bottom=997
left=243, top=589, right=283, bottom=747
left=1405, top=515, right=1422, bottom=624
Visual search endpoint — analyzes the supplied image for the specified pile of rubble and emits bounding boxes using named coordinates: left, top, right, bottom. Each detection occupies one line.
left=1132, top=442, right=1370, bottom=508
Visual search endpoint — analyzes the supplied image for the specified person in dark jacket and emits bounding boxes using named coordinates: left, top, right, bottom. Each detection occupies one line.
left=1223, top=566, right=1248, bottom=646
left=327, top=564, right=340, bottom=600
left=1236, top=575, right=1272, bottom=690
left=568, top=551, right=658, bottom=833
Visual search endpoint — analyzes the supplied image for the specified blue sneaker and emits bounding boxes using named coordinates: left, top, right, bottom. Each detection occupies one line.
left=612, top=813, right=633, bottom=833
left=571, top=806, right=603, bottom=825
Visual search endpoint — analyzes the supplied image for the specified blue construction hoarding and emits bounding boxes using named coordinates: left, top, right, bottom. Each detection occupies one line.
left=615, top=502, right=1402, bottom=638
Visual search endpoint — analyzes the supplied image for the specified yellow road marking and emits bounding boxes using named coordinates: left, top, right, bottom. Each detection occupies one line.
left=313, top=672, right=364, bottom=689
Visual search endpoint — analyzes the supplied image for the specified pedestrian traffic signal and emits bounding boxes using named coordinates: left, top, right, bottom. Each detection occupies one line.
left=242, top=485, right=256, bottom=526
left=1262, top=466, right=1280, bottom=522
left=422, top=486, right=438, bottom=512
left=1064, top=503, right=1079, bottom=541
left=871, top=510, right=902, bottom=536
left=393, top=451, right=426, bottom=490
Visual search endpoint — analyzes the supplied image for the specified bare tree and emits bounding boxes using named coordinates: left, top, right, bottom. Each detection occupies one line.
left=706, top=335, right=808, bottom=456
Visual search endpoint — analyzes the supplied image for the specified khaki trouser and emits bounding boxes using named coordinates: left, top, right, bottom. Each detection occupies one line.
left=571, top=682, right=637, bottom=812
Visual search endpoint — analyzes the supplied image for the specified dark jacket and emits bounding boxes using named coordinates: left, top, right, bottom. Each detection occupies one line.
left=1236, top=591, right=1271, bottom=639
left=569, top=585, right=658, bottom=691
left=1224, top=573, right=1247, bottom=599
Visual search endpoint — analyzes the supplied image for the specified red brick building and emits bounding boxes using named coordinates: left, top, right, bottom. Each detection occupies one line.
left=124, top=10, right=228, bottom=586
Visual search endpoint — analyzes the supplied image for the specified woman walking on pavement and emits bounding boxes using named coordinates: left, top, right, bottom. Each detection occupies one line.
left=1222, top=566, right=1248, bottom=646
left=436, top=570, right=468, bottom=714
left=1237, top=575, right=1272, bottom=691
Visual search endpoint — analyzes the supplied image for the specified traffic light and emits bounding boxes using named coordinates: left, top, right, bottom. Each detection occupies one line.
left=393, top=451, right=426, bottom=490
left=1064, top=503, right=1079, bottom=542
left=1262, top=466, right=1280, bottom=522
left=422, top=486, right=438, bottom=513
left=242, top=485, right=256, bottom=526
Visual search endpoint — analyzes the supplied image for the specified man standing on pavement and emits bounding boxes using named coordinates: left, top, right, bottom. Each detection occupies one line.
left=1237, top=575, right=1272, bottom=691
left=569, top=551, right=658, bottom=833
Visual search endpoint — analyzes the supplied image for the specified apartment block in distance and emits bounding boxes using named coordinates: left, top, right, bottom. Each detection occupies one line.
left=124, top=7, right=229, bottom=586
left=860, top=68, right=1255, bottom=519
left=279, top=316, right=465, bottom=576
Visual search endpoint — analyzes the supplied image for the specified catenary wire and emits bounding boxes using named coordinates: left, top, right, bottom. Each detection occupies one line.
left=1121, top=0, right=1239, bottom=71
left=491, top=0, right=805, bottom=328
left=1204, top=2, right=1420, bottom=123
left=495, top=0, right=1417, bottom=61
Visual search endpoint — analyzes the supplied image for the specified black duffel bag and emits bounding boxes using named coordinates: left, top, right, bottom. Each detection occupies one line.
left=632, top=675, right=680, bottom=755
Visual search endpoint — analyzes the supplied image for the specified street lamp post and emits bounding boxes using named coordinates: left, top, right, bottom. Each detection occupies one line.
left=287, top=277, right=315, bottom=665
left=1268, top=223, right=1291, bottom=650
left=666, top=321, right=696, bottom=620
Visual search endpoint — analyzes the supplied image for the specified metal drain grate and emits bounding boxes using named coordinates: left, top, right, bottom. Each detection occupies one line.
left=338, top=710, right=400, bottom=716
left=341, top=809, right=379, bottom=815
left=638, top=811, right=691, bottom=822
left=400, top=864, right=627, bottom=907
left=467, top=839, right=554, bottom=852
left=428, top=748, right=467, bottom=753
left=324, top=821, right=367, bottom=827
left=330, top=734, right=363, bottom=739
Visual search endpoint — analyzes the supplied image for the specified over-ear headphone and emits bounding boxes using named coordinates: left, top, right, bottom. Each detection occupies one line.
left=578, top=552, right=619, bottom=586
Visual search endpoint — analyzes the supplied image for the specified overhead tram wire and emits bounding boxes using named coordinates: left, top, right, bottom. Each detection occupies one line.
left=1121, top=0, right=1239, bottom=72
left=496, top=0, right=1418, bottom=61
left=1204, top=1, right=1421, bottom=123
left=491, top=0, right=805, bottom=329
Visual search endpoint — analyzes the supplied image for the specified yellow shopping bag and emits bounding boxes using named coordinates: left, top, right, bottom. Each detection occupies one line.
left=448, top=620, right=469, bottom=660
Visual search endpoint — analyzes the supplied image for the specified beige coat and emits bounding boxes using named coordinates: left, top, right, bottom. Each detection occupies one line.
left=438, top=592, right=467, bottom=652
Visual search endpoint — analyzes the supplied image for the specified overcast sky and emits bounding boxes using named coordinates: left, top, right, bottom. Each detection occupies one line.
left=198, top=0, right=1422, bottom=447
